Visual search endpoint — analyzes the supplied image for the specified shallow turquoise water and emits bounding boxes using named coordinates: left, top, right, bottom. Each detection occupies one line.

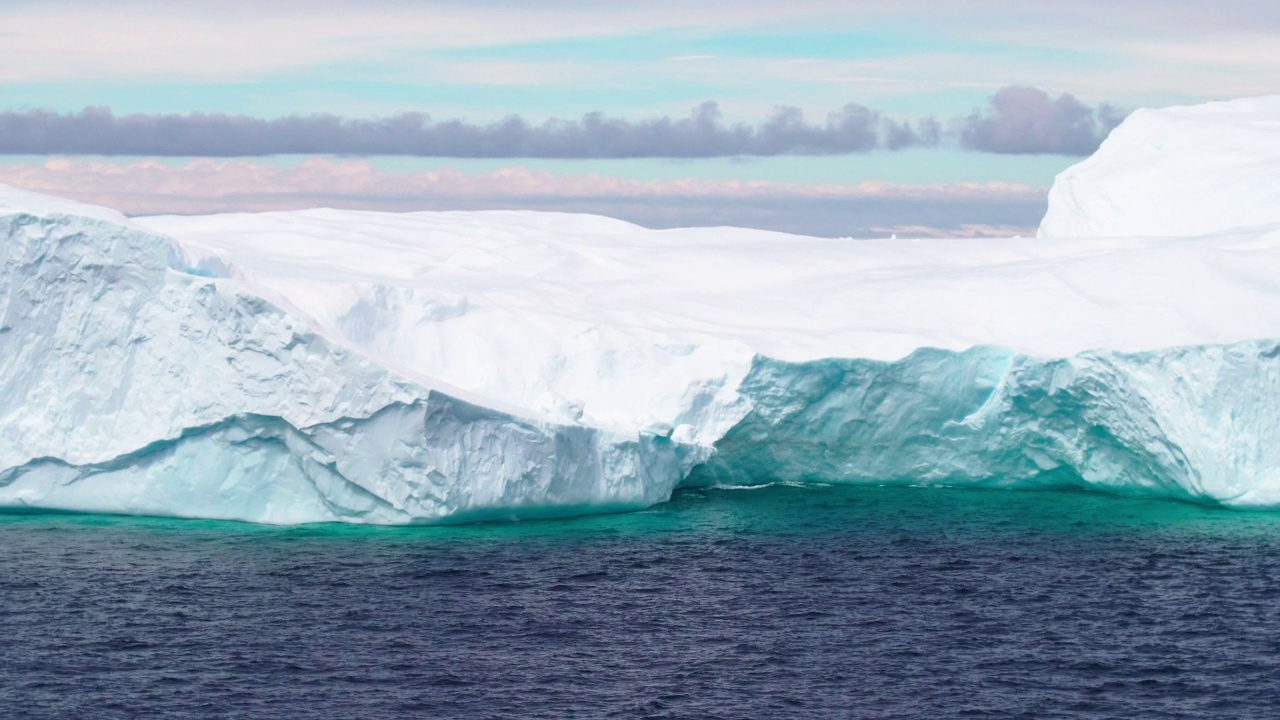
left=4, top=483, right=1277, bottom=541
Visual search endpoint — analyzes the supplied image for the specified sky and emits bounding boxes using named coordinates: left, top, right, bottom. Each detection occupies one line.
left=1, top=0, right=1277, bottom=236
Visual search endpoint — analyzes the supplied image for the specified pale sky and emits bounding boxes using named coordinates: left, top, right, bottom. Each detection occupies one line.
left=0, top=0, right=1276, bottom=235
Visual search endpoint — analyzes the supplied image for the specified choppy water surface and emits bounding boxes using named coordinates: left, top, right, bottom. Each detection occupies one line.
left=4, top=485, right=1280, bottom=719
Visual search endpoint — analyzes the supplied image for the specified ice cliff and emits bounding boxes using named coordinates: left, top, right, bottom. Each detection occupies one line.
left=0, top=193, right=682, bottom=523
left=3, top=95, right=1280, bottom=522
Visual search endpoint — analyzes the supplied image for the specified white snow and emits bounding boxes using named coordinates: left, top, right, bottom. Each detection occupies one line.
left=136, top=208, right=1280, bottom=446
left=0, top=183, right=130, bottom=226
left=3, top=95, right=1280, bottom=521
left=1041, top=95, right=1280, bottom=238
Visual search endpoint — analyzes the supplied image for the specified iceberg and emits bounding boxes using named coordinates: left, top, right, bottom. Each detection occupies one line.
left=1040, top=95, right=1280, bottom=239
left=0, top=193, right=683, bottom=523
left=3, top=95, right=1280, bottom=522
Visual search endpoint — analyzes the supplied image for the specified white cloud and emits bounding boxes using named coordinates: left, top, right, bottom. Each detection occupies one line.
left=1, top=0, right=1277, bottom=94
left=0, top=1, right=852, bottom=83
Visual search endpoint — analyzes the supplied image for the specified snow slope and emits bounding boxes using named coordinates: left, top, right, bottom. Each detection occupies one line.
left=1041, top=95, right=1280, bottom=238
left=139, top=209, right=1280, bottom=441
left=3, top=95, right=1280, bottom=521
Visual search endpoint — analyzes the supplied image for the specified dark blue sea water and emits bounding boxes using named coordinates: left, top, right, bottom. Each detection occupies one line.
left=3, top=485, right=1280, bottom=719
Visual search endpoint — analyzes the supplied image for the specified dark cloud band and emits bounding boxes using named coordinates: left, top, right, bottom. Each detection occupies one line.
left=956, top=86, right=1126, bottom=155
left=0, top=87, right=1120, bottom=158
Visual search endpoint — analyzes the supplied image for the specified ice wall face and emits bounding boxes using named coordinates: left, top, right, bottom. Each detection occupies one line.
left=0, top=210, right=414, bottom=468
left=1040, top=96, right=1280, bottom=239
left=0, top=398, right=683, bottom=524
left=0, top=199, right=686, bottom=523
left=694, top=343, right=1280, bottom=506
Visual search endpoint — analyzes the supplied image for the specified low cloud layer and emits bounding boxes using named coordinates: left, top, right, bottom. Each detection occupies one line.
left=0, top=103, right=938, bottom=158
left=0, top=87, right=1120, bottom=158
left=0, top=157, right=1046, bottom=238
left=956, top=86, right=1127, bottom=155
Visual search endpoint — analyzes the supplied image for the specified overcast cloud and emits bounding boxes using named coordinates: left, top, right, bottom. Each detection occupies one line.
left=0, top=87, right=1117, bottom=158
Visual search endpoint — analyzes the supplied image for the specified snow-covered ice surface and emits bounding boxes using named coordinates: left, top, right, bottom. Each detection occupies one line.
left=1041, top=95, right=1280, bottom=239
left=3, top=95, right=1280, bottom=522
left=0, top=197, right=682, bottom=524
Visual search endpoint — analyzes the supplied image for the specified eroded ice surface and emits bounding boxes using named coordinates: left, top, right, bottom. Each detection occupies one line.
left=3, top=95, right=1280, bottom=522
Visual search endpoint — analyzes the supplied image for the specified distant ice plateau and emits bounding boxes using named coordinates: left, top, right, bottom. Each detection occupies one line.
left=3, top=96, right=1280, bottom=523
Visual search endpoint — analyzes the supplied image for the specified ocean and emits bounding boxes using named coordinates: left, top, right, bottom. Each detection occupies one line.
left=3, top=484, right=1279, bottom=719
